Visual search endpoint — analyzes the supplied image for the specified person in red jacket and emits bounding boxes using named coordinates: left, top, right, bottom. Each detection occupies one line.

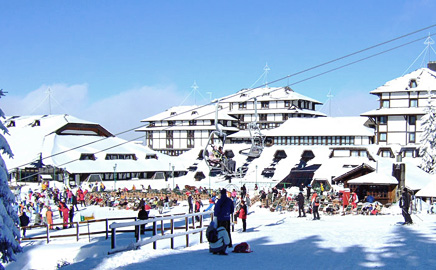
left=238, top=200, right=248, bottom=232
left=60, top=204, right=70, bottom=229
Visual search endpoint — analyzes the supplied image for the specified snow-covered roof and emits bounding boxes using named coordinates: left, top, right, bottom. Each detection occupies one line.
left=141, top=105, right=236, bottom=122
left=347, top=172, right=398, bottom=185
left=228, top=108, right=326, bottom=116
left=3, top=114, right=183, bottom=174
left=222, top=87, right=322, bottom=104
left=370, top=68, right=436, bottom=94
left=415, top=178, right=436, bottom=197
left=261, top=117, right=374, bottom=137
left=361, top=107, right=426, bottom=117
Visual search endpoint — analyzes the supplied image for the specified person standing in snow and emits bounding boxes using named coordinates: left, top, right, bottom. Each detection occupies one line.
left=214, top=188, right=234, bottom=247
left=187, top=192, right=193, bottom=213
left=306, top=185, right=311, bottom=201
left=297, top=191, right=306, bottom=218
left=399, top=188, right=413, bottom=225
left=46, top=206, right=53, bottom=230
left=19, top=211, right=30, bottom=238
left=311, top=192, right=320, bottom=220
left=137, top=205, right=149, bottom=234
left=238, top=200, right=247, bottom=232
left=69, top=206, right=75, bottom=228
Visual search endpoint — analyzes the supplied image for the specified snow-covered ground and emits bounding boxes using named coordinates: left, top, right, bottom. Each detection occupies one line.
left=5, top=195, right=436, bottom=270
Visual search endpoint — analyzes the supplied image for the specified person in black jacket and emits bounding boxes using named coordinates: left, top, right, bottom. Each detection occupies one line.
left=188, top=193, right=193, bottom=213
left=297, top=192, right=306, bottom=217
left=19, top=211, right=30, bottom=237
left=400, top=188, right=413, bottom=225
left=138, top=206, right=149, bottom=234
left=214, top=189, right=234, bottom=247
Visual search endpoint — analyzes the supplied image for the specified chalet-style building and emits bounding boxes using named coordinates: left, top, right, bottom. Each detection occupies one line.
left=138, top=86, right=325, bottom=156
left=361, top=63, right=436, bottom=151
left=4, top=115, right=181, bottom=185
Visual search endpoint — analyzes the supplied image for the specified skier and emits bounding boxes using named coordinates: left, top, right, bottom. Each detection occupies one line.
left=399, top=188, right=413, bottom=225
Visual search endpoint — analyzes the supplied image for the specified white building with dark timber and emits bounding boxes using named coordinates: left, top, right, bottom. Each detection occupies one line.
left=361, top=63, right=436, bottom=157
left=137, top=86, right=326, bottom=156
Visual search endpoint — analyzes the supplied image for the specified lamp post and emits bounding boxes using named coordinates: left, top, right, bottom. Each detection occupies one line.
left=172, top=165, right=175, bottom=190
left=255, top=165, right=258, bottom=186
left=113, top=164, right=117, bottom=190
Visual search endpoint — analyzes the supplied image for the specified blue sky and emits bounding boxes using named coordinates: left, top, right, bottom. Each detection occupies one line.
left=1, top=1, right=436, bottom=139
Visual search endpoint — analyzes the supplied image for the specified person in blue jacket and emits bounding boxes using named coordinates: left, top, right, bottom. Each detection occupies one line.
left=214, top=188, right=234, bottom=247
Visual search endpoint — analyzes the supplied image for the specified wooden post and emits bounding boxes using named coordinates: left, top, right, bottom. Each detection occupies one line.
left=76, top=222, right=79, bottom=241
left=153, top=221, right=157, bottom=250
left=170, top=219, right=174, bottom=249
left=135, top=225, right=140, bottom=242
left=161, top=220, right=164, bottom=236
left=200, top=215, right=203, bottom=243
left=185, top=217, right=189, bottom=247
left=105, top=219, right=109, bottom=239
left=111, top=228, right=116, bottom=249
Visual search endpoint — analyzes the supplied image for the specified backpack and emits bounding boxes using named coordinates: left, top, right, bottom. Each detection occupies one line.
left=207, top=227, right=219, bottom=243
left=232, top=242, right=252, bottom=253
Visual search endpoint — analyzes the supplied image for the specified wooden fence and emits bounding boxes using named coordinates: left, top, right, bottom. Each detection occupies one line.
left=108, top=211, right=214, bottom=254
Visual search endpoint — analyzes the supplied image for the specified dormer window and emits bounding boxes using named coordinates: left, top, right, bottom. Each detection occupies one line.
left=191, top=111, right=198, bottom=115
left=170, top=112, right=176, bottom=116
left=7, top=121, right=15, bottom=127
left=32, top=120, right=40, bottom=127
left=240, top=93, right=247, bottom=97
left=409, top=79, right=418, bottom=88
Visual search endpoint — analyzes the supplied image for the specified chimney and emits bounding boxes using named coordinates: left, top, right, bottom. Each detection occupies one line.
left=392, top=163, right=405, bottom=202
left=427, top=61, right=436, bottom=72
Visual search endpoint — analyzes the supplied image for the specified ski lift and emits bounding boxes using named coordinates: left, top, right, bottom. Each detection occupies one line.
left=203, top=101, right=245, bottom=178
left=239, top=98, right=265, bottom=158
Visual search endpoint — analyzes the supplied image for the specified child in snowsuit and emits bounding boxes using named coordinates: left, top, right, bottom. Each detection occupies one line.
left=207, top=221, right=230, bottom=255
left=238, top=200, right=247, bottom=232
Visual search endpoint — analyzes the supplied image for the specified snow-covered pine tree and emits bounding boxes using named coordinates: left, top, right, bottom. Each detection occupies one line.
left=0, top=89, right=22, bottom=270
left=419, top=97, right=436, bottom=174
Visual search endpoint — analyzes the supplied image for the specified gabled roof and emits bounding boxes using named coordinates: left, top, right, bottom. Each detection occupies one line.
left=347, top=171, right=398, bottom=185
left=223, top=86, right=323, bottom=104
left=370, top=68, right=436, bottom=94
left=140, top=105, right=236, bottom=122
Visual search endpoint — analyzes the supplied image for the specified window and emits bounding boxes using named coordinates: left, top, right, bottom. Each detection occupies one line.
left=381, top=100, right=390, bottom=108
left=7, top=121, right=15, bottom=127
left=166, top=131, right=173, bottom=138
left=191, top=111, right=198, bottom=115
left=381, top=150, right=391, bottom=158
left=80, top=154, right=96, bottom=160
left=148, top=122, right=155, bottom=127
left=261, top=101, right=269, bottom=109
left=284, top=100, right=290, bottom=107
left=409, top=79, right=418, bottom=88
left=379, top=132, right=387, bottom=142
left=379, top=116, right=387, bottom=125
left=239, top=102, right=247, bottom=109
left=238, top=115, right=244, bottom=122
left=259, top=114, right=267, bottom=121
left=189, top=120, right=197, bottom=126
left=408, top=115, right=416, bottom=125
left=282, top=113, right=289, bottom=121
left=409, top=132, right=416, bottom=143
left=187, top=130, right=195, bottom=138
left=170, top=112, right=176, bottom=116
left=168, top=121, right=175, bottom=126
left=187, top=138, right=194, bottom=148
left=410, top=99, right=418, bottom=107
left=105, top=154, right=137, bottom=160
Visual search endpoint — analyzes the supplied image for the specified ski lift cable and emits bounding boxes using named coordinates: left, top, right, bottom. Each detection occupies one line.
left=402, top=46, right=428, bottom=76
left=8, top=26, right=436, bottom=171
